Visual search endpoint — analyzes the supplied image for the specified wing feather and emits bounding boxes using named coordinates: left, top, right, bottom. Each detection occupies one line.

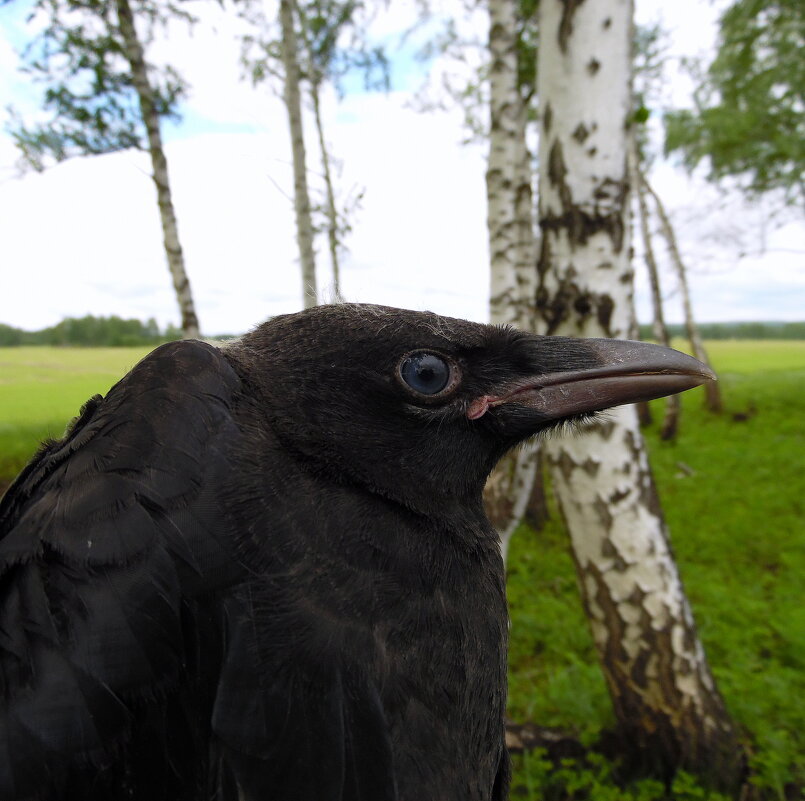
left=0, top=340, right=244, bottom=800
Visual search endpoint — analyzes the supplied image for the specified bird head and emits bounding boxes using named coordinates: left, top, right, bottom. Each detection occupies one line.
left=230, top=304, right=714, bottom=520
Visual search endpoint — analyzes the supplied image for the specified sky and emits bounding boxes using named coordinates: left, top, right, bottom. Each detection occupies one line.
left=0, top=0, right=802, bottom=336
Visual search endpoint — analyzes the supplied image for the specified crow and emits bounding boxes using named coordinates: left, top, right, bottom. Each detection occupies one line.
left=0, top=303, right=714, bottom=801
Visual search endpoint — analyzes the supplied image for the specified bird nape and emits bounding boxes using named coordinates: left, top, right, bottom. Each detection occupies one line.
left=0, top=304, right=714, bottom=801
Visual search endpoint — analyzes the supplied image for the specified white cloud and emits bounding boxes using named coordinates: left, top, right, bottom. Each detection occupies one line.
left=0, top=90, right=489, bottom=334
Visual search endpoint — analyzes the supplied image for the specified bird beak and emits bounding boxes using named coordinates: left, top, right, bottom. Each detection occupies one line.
left=467, top=338, right=716, bottom=422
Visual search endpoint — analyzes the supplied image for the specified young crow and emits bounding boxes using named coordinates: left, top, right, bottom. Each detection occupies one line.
left=0, top=304, right=714, bottom=801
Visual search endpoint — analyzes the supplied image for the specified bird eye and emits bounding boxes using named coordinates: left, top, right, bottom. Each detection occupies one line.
left=399, top=352, right=452, bottom=396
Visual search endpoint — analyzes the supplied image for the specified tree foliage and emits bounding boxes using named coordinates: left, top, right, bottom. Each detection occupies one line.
left=409, top=0, right=537, bottom=142
left=296, top=0, right=388, bottom=93
left=6, top=0, right=194, bottom=171
left=664, top=0, right=805, bottom=209
left=241, top=0, right=387, bottom=95
left=0, top=314, right=183, bottom=346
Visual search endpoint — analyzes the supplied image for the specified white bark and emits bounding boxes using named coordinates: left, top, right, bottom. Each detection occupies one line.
left=486, top=0, right=535, bottom=331
left=485, top=0, right=540, bottom=558
left=114, top=0, right=200, bottom=339
left=280, top=0, right=318, bottom=309
left=296, top=8, right=342, bottom=301
left=536, top=0, right=739, bottom=781
left=312, top=85, right=341, bottom=299
left=491, top=444, right=540, bottom=564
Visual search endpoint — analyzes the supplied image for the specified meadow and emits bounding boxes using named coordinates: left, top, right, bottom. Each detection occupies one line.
left=1, top=340, right=803, bottom=799
left=0, top=346, right=153, bottom=481
left=507, top=340, right=805, bottom=799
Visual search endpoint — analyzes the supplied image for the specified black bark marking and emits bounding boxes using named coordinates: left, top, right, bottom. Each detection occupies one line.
left=537, top=235, right=552, bottom=279
left=535, top=278, right=576, bottom=335
left=558, top=0, right=588, bottom=54
left=549, top=449, right=578, bottom=483
left=597, top=294, right=614, bottom=334
left=602, top=16, right=611, bottom=28
left=612, top=553, right=629, bottom=572
left=683, top=626, right=696, bottom=654
left=548, top=140, right=572, bottom=210
left=539, top=164, right=627, bottom=256
left=587, top=58, right=601, bottom=75
left=572, top=123, right=590, bottom=143
left=543, top=101, right=553, bottom=134
left=609, top=486, right=629, bottom=505
left=628, top=585, right=647, bottom=606
left=581, top=457, right=600, bottom=477
left=574, top=295, right=592, bottom=316
left=623, top=428, right=640, bottom=460
left=593, top=495, right=613, bottom=531
left=597, top=419, right=616, bottom=440
left=539, top=208, right=626, bottom=252
left=630, top=647, right=651, bottom=690
left=601, top=538, right=617, bottom=559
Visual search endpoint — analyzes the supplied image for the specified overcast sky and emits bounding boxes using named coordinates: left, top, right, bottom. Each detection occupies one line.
left=0, top=0, right=802, bottom=335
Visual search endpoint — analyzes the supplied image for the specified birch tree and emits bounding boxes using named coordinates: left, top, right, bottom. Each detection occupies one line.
left=294, top=0, right=387, bottom=299
left=301, top=27, right=342, bottom=297
left=279, top=0, right=318, bottom=308
left=9, top=0, right=201, bottom=339
left=628, top=134, right=679, bottom=440
left=535, top=0, right=743, bottom=788
left=484, top=0, right=541, bottom=560
left=664, top=0, right=804, bottom=212
left=630, top=26, right=721, bottom=417
left=243, top=0, right=383, bottom=304
left=643, top=178, right=724, bottom=413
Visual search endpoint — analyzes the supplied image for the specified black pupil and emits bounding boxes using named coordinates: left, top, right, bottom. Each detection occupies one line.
left=401, top=353, right=450, bottom=395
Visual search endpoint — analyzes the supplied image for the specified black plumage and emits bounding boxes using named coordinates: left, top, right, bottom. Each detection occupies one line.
left=0, top=304, right=714, bottom=801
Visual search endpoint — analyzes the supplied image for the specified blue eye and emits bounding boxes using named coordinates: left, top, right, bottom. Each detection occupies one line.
left=400, top=352, right=452, bottom=395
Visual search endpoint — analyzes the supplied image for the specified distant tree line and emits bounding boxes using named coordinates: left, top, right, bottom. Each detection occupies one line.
left=0, top=315, right=184, bottom=347
left=2, top=315, right=803, bottom=348
left=638, top=321, right=805, bottom=340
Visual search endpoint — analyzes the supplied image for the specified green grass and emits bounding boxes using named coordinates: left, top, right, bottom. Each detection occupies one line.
left=0, top=346, right=154, bottom=480
left=507, top=340, right=805, bottom=799
left=1, top=340, right=804, bottom=798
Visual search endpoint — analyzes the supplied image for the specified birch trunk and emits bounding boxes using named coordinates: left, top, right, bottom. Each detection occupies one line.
left=644, top=179, right=723, bottom=413
left=311, top=81, right=341, bottom=299
left=628, top=136, right=679, bottom=440
left=280, top=0, right=317, bottom=309
left=535, top=0, right=742, bottom=787
left=114, top=0, right=200, bottom=339
left=485, top=0, right=541, bottom=561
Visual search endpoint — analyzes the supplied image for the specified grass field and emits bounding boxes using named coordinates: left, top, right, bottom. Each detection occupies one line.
left=1, top=340, right=804, bottom=798
left=0, top=346, right=153, bottom=480
left=507, top=340, right=805, bottom=799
